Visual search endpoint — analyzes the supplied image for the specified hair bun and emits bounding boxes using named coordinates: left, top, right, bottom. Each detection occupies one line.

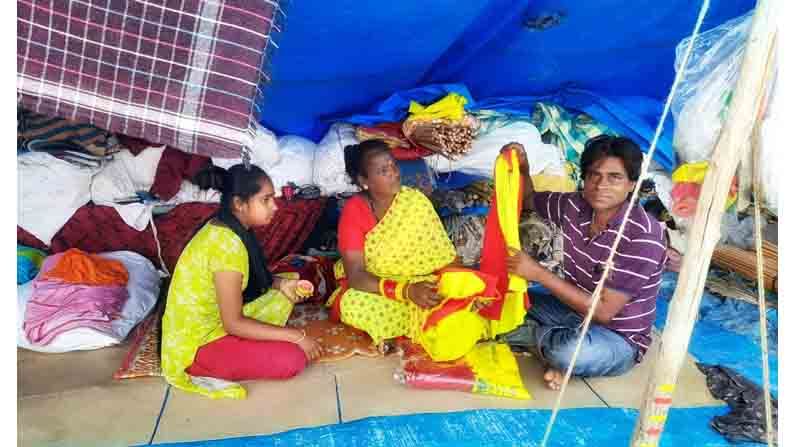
left=193, top=164, right=228, bottom=191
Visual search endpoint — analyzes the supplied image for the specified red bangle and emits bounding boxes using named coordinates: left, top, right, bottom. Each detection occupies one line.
left=379, top=279, right=406, bottom=301
left=380, top=279, right=398, bottom=299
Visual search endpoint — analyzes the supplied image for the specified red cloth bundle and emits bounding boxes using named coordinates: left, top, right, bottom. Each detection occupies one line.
left=395, top=338, right=475, bottom=392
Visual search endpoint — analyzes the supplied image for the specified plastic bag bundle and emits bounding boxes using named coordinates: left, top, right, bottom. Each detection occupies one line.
left=269, top=136, right=316, bottom=193
left=212, top=123, right=281, bottom=170
left=394, top=338, right=531, bottom=400
left=757, top=72, right=780, bottom=214
left=671, top=11, right=753, bottom=163
left=424, top=122, right=564, bottom=179
left=313, top=123, right=360, bottom=196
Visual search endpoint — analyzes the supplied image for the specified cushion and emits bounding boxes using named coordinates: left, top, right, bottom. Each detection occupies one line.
left=287, top=304, right=380, bottom=362
left=114, top=306, right=163, bottom=380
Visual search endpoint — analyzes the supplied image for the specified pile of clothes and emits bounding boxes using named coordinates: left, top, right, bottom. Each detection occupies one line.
left=311, top=92, right=583, bottom=197
left=17, top=115, right=328, bottom=275
left=18, top=248, right=160, bottom=353
left=24, top=249, right=131, bottom=346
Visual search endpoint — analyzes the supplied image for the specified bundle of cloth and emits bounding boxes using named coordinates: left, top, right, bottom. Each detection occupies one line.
left=19, top=249, right=160, bottom=353
left=19, top=131, right=327, bottom=274
left=17, top=144, right=218, bottom=248
left=18, top=107, right=117, bottom=157
left=395, top=338, right=530, bottom=399
left=315, top=93, right=614, bottom=197
left=670, top=161, right=737, bottom=220
left=17, top=244, right=46, bottom=285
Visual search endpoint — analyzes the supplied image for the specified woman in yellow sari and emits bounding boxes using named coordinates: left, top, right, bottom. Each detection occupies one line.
left=328, top=140, right=492, bottom=361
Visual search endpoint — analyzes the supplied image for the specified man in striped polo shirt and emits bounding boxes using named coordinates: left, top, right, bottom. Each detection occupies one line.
left=502, top=136, right=667, bottom=390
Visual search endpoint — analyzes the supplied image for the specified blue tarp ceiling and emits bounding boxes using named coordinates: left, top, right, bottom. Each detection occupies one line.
left=257, top=0, right=755, bottom=171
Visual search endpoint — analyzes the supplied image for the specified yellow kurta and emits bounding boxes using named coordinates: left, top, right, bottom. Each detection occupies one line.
left=161, top=223, right=293, bottom=399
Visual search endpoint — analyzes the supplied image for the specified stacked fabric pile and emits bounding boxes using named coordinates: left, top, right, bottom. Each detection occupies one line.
left=17, top=120, right=327, bottom=275
left=18, top=249, right=160, bottom=353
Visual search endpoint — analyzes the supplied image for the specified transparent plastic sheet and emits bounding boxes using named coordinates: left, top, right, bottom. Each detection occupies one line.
left=757, top=71, right=780, bottom=214
left=672, top=11, right=753, bottom=163
left=393, top=338, right=531, bottom=400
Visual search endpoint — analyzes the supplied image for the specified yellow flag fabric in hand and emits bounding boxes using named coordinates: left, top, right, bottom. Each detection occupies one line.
left=478, top=149, right=530, bottom=337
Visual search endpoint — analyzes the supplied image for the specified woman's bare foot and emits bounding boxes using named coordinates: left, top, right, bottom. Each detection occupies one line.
left=543, top=368, right=564, bottom=390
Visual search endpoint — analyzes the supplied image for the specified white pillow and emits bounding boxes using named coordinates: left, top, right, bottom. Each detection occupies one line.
left=17, top=251, right=161, bottom=353
left=269, top=136, right=317, bottom=194
left=313, top=123, right=360, bottom=195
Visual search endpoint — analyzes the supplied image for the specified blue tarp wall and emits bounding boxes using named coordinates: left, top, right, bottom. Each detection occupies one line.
left=258, top=0, right=755, bottom=172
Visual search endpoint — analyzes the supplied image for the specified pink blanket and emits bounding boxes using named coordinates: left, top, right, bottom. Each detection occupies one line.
left=23, top=253, right=128, bottom=346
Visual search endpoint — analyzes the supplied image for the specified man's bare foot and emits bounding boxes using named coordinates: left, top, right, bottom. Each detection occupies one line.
left=543, top=368, right=564, bottom=390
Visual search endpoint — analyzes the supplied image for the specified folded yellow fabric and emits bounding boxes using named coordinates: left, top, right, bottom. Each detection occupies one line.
left=408, top=93, right=468, bottom=122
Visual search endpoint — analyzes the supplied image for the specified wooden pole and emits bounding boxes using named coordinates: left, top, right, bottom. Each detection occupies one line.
left=750, top=30, right=778, bottom=447
left=752, top=120, right=775, bottom=447
left=630, top=1, right=777, bottom=445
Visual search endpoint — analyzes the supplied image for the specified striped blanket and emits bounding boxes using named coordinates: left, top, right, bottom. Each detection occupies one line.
left=17, top=0, right=284, bottom=158
left=19, top=108, right=113, bottom=156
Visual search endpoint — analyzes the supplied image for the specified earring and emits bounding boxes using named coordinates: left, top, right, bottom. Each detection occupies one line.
left=363, top=184, right=369, bottom=190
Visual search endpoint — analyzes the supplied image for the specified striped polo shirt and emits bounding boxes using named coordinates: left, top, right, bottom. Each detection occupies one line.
left=534, top=192, right=668, bottom=360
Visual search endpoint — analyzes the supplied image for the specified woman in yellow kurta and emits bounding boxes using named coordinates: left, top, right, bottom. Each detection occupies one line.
left=161, top=164, right=322, bottom=399
left=329, top=140, right=492, bottom=362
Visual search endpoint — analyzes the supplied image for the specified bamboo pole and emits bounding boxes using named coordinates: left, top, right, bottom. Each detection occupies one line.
left=630, top=1, right=777, bottom=445
left=752, top=116, right=775, bottom=447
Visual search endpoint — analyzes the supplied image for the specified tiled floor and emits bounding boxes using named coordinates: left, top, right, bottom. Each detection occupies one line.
left=18, top=344, right=167, bottom=447
left=17, top=334, right=716, bottom=446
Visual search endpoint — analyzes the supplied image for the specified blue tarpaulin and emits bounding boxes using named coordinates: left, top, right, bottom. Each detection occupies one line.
left=148, top=407, right=754, bottom=447
left=258, top=0, right=755, bottom=171
left=655, top=271, right=778, bottom=397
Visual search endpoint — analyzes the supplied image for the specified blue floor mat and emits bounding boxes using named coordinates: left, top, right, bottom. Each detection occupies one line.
left=147, top=406, right=753, bottom=447
left=655, top=271, right=778, bottom=397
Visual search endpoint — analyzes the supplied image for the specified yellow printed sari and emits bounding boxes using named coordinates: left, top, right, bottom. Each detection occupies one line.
left=328, top=187, right=490, bottom=361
